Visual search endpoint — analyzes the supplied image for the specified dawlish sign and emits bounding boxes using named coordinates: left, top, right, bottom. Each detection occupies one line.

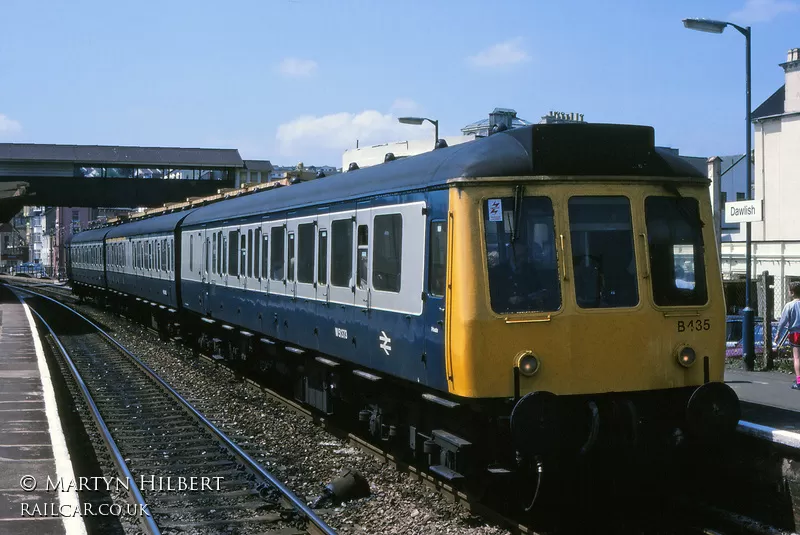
left=725, top=199, right=763, bottom=223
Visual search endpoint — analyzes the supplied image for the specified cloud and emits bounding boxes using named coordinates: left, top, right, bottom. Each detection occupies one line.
left=467, top=37, right=530, bottom=68
left=0, top=114, right=21, bottom=137
left=277, top=57, right=318, bottom=77
left=390, top=98, right=419, bottom=112
left=276, top=108, right=433, bottom=158
left=730, top=0, right=798, bottom=23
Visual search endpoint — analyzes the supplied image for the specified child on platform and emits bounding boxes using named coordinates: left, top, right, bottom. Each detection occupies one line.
left=774, top=281, right=800, bottom=390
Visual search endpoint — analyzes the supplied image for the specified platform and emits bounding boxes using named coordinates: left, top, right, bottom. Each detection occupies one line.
left=0, top=284, right=86, bottom=534
left=725, top=368, right=799, bottom=433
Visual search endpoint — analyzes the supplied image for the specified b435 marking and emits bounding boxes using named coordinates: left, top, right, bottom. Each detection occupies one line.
left=677, top=319, right=710, bottom=332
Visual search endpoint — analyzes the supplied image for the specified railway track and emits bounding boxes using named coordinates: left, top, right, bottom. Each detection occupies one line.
left=6, top=279, right=798, bottom=535
left=14, top=286, right=336, bottom=535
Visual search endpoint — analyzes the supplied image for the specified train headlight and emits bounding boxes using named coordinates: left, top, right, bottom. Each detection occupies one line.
left=516, top=351, right=540, bottom=377
left=677, top=346, right=696, bottom=368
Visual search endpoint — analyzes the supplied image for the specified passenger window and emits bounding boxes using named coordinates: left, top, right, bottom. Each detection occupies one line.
left=298, top=223, right=315, bottom=284
left=254, top=228, right=261, bottom=279
left=228, top=230, right=239, bottom=276
left=331, top=219, right=353, bottom=288
left=484, top=196, right=561, bottom=314
left=318, top=230, right=328, bottom=285
left=429, top=220, right=448, bottom=296
left=287, top=232, right=296, bottom=282
left=373, top=214, right=402, bottom=293
left=357, top=224, right=369, bottom=290
left=568, top=197, right=638, bottom=308
left=645, top=197, right=707, bottom=306
left=212, top=233, right=217, bottom=274
left=270, top=227, right=285, bottom=280
left=262, top=234, right=269, bottom=281
left=240, top=233, right=247, bottom=277
left=218, top=232, right=223, bottom=275
left=247, top=230, right=253, bottom=278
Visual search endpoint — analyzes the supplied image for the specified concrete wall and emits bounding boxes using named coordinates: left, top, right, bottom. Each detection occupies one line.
left=753, top=115, right=800, bottom=241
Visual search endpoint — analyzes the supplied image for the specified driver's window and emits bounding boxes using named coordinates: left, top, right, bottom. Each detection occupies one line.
left=568, top=196, right=638, bottom=309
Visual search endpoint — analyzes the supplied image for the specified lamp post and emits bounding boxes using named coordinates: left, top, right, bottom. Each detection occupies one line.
left=683, top=17, right=755, bottom=370
left=398, top=117, right=439, bottom=149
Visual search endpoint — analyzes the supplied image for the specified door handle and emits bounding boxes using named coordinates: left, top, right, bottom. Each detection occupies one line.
left=559, top=234, right=568, bottom=281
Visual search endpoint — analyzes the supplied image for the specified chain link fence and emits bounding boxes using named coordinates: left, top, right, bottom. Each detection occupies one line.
left=724, top=271, right=796, bottom=369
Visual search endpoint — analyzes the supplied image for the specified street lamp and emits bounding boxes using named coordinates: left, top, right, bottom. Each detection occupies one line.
left=398, top=117, right=439, bottom=149
left=683, top=17, right=755, bottom=370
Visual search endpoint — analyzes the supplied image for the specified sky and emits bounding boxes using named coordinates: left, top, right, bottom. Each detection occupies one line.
left=0, top=0, right=798, bottom=168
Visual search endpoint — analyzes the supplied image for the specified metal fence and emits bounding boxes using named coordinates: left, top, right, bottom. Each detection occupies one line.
left=723, top=270, right=796, bottom=369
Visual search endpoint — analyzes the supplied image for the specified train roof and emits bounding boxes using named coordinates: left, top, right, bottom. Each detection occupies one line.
left=175, top=123, right=706, bottom=227
left=70, top=226, right=112, bottom=244
left=106, top=208, right=197, bottom=239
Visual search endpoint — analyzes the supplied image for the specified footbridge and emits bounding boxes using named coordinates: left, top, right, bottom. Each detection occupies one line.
left=0, top=143, right=265, bottom=222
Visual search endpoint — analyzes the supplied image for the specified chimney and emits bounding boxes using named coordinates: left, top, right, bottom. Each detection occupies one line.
left=782, top=47, right=800, bottom=113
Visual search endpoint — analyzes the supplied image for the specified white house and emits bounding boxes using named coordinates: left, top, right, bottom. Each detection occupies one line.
left=718, top=47, right=800, bottom=318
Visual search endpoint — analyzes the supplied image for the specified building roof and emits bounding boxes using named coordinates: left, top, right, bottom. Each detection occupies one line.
left=181, top=123, right=705, bottom=228
left=243, top=160, right=274, bottom=172
left=461, top=115, right=534, bottom=133
left=0, top=143, right=244, bottom=168
left=752, top=85, right=785, bottom=120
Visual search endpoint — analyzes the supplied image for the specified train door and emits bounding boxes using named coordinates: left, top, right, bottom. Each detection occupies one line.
left=316, top=209, right=330, bottom=308
left=424, top=217, right=448, bottom=384
left=327, top=207, right=357, bottom=359
left=200, top=226, right=209, bottom=313
left=290, top=214, right=318, bottom=302
left=354, top=203, right=372, bottom=316
left=259, top=218, right=270, bottom=295
left=266, top=218, right=287, bottom=298
left=353, top=203, right=373, bottom=366
left=223, top=224, right=238, bottom=288
left=206, top=227, right=223, bottom=316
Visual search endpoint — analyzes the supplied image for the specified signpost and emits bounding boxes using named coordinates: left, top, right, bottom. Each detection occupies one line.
left=725, top=199, right=763, bottom=223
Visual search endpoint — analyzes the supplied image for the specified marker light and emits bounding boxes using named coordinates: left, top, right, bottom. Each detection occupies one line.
left=517, top=352, right=540, bottom=377
left=677, top=346, right=696, bottom=368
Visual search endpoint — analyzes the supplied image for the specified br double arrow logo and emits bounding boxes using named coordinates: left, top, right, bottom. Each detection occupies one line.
left=379, top=331, right=392, bottom=355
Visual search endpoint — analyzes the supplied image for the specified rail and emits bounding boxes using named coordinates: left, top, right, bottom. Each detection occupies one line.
left=15, top=286, right=338, bottom=535
left=26, top=305, right=161, bottom=535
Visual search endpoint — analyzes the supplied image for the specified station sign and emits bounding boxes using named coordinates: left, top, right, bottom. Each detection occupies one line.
left=724, top=199, right=763, bottom=223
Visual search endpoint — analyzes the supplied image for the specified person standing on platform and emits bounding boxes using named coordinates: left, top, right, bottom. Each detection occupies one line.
left=773, top=281, right=800, bottom=391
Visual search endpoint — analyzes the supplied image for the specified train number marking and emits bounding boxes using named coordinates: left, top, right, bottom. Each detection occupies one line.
left=677, top=319, right=710, bottom=332
left=379, top=331, right=392, bottom=355
left=335, top=327, right=348, bottom=339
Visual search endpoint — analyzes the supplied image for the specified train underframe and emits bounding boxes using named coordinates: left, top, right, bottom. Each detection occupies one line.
left=75, top=282, right=741, bottom=514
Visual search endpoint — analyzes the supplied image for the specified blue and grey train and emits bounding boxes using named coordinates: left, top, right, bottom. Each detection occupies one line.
left=68, top=123, right=740, bottom=501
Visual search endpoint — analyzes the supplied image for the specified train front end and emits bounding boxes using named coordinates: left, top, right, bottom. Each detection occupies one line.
left=445, top=127, right=740, bottom=467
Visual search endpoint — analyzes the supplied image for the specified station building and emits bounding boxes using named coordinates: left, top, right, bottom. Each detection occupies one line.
left=715, top=47, right=800, bottom=319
